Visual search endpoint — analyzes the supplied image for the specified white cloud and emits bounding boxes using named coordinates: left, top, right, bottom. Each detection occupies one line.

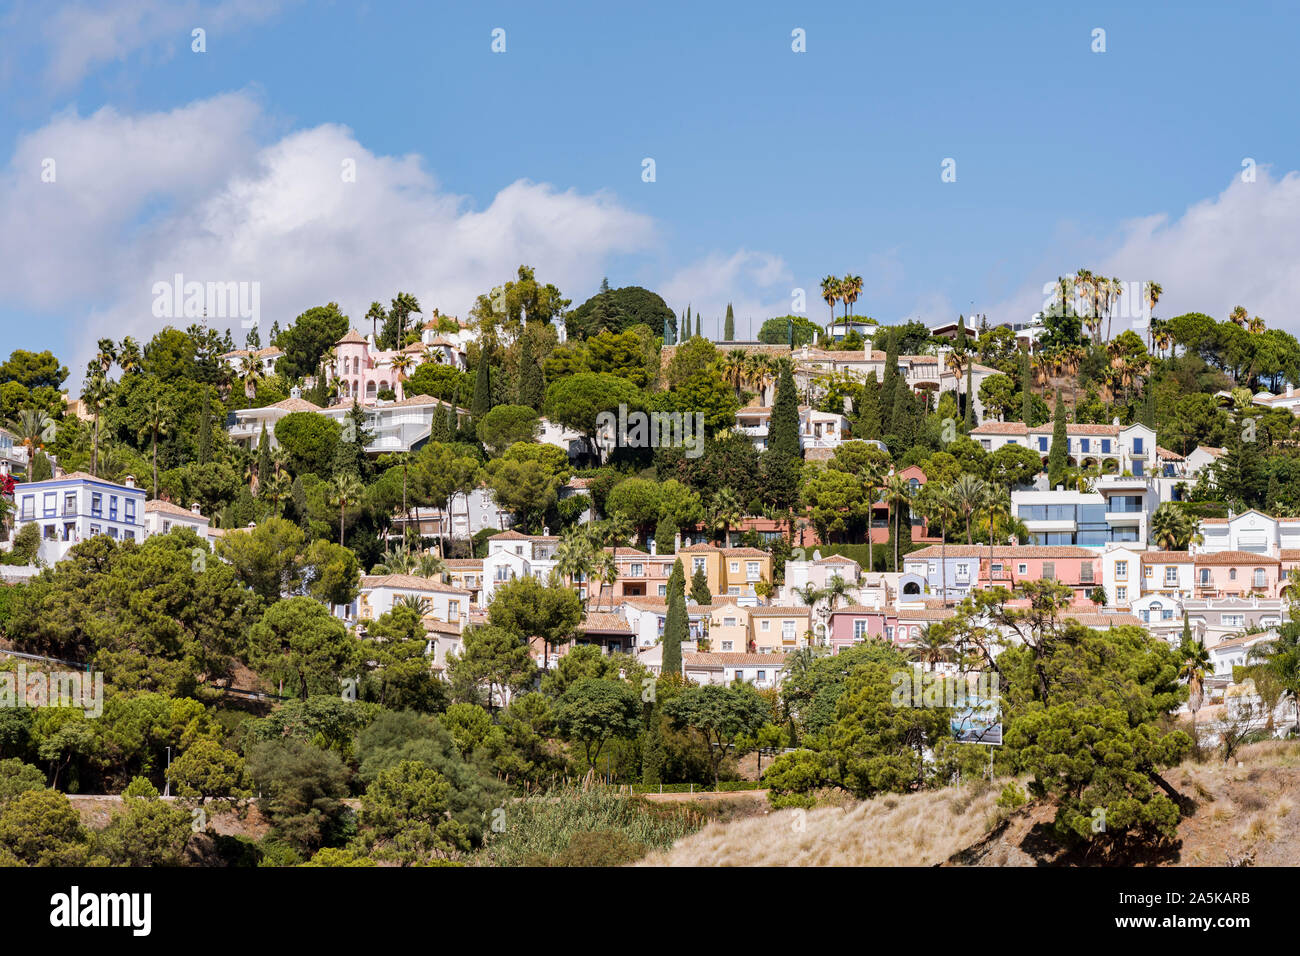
left=33, top=0, right=288, bottom=90
left=0, top=92, right=660, bottom=379
left=658, top=250, right=795, bottom=339
left=988, top=168, right=1300, bottom=332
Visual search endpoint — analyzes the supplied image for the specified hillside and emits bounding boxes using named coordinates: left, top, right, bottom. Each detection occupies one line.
left=642, top=740, right=1300, bottom=867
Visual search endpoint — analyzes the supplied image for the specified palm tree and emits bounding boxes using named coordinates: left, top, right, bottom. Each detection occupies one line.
left=913, top=623, right=953, bottom=672
left=117, top=337, right=142, bottom=375
left=330, top=471, right=365, bottom=547
left=823, top=573, right=851, bottom=610
left=1150, top=502, right=1197, bottom=550
left=794, top=582, right=825, bottom=613
left=944, top=349, right=969, bottom=418
left=1144, top=282, right=1163, bottom=351
left=381, top=450, right=416, bottom=544
left=861, top=456, right=887, bottom=573
left=1229, top=305, right=1248, bottom=328
left=81, top=370, right=111, bottom=477
left=10, top=407, right=55, bottom=462
left=591, top=548, right=618, bottom=612
left=1247, top=629, right=1300, bottom=738
left=916, top=483, right=957, bottom=604
left=95, top=338, right=117, bottom=375
left=707, top=487, right=744, bottom=547
left=1178, top=637, right=1211, bottom=735
left=391, top=292, right=421, bottom=345
left=841, top=274, right=862, bottom=318
left=1247, top=315, right=1266, bottom=335
left=1074, top=269, right=1096, bottom=340
left=137, top=397, right=170, bottom=499
left=1105, top=276, right=1122, bottom=342
left=555, top=527, right=595, bottom=605
left=883, top=473, right=913, bottom=572
left=263, top=470, right=291, bottom=516
left=394, top=593, right=433, bottom=616
left=366, top=302, right=387, bottom=343
left=819, top=275, right=842, bottom=338
left=951, top=473, right=987, bottom=546
left=238, top=355, right=263, bottom=400
left=720, top=349, right=748, bottom=400
left=389, top=353, right=415, bottom=399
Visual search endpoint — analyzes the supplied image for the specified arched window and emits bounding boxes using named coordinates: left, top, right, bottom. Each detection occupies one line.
left=366, top=381, right=377, bottom=399
left=1229, top=568, right=1237, bottom=581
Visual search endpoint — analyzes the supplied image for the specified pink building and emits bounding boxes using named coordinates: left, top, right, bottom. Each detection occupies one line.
left=827, top=605, right=893, bottom=653
left=1192, top=551, right=1282, bottom=599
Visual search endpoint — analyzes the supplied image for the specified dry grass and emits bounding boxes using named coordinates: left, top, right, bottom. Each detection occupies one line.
left=639, top=782, right=1004, bottom=867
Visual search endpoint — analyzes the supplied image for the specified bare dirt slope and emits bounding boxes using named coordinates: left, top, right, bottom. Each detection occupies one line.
left=642, top=740, right=1300, bottom=867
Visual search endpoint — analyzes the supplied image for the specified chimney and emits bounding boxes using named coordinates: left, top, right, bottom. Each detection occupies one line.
left=124, top=474, right=136, bottom=489
left=1289, top=385, right=1295, bottom=398
left=649, top=538, right=657, bottom=556
left=190, top=502, right=202, bottom=515
left=674, top=531, right=682, bottom=552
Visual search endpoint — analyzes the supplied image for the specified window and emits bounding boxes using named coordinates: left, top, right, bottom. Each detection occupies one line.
left=1080, top=438, right=1090, bottom=453
left=1223, top=614, right=1244, bottom=628
left=657, top=585, right=667, bottom=596
left=1132, top=437, right=1144, bottom=455
left=108, top=527, right=118, bottom=539
left=853, top=620, right=868, bottom=640
left=729, top=561, right=739, bottom=573
left=728, top=586, right=740, bottom=596
left=757, top=670, right=766, bottom=682
left=1116, top=586, right=1127, bottom=601
left=109, top=496, right=118, bottom=520
left=1115, top=561, right=1128, bottom=579
left=123, top=530, right=135, bottom=541
left=1101, top=439, right=1111, bottom=454
left=1038, top=436, right=1049, bottom=451
left=63, top=492, right=75, bottom=515
left=1139, top=609, right=1149, bottom=623
left=1018, top=564, right=1028, bottom=575
left=124, top=499, right=135, bottom=521
left=956, top=563, right=969, bottom=579
left=992, top=562, right=1003, bottom=577
left=630, top=563, right=643, bottom=577
left=746, top=561, right=759, bottom=580
left=163, top=521, right=171, bottom=533
left=1165, top=567, right=1178, bottom=585
left=1254, top=568, right=1266, bottom=588
left=89, top=524, right=101, bottom=537
left=448, top=600, right=460, bottom=618
left=721, top=641, right=733, bottom=652
left=1229, top=568, right=1237, bottom=581
left=42, top=492, right=55, bottom=516
left=1132, top=459, right=1143, bottom=477
left=20, top=496, right=33, bottom=519
left=693, top=558, right=706, bottom=573
left=782, top=621, right=796, bottom=640
left=1042, top=561, right=1055, bottom=579
left=760, top=619, right=769, bottom=631
left=885, top=626, right=894, bottom=641
left=1162, top=609, right=1174, bottom=620
left=1199, top=569, right=1211, bottom=585
left=495, top=566, right=510, bottom=581
left=928, top=561, right=937, bottom=575
left=91, top=493, right=102, bottom=516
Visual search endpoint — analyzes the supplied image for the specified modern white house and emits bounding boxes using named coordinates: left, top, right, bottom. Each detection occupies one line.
left=480, top=530, right=560, bottom=603
left=142, top=499, right=215, bottom=543
left=733, top=404, right=850, bottom=453
left=9, top=472, right=146, bottom=563
left=219, top=346, right=284, bottom=376
left=346, top=573, right=472, bottom=672
left=0, top=427, right=29, bottom=477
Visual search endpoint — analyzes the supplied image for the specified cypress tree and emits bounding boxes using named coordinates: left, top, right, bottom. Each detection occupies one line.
left=880, top=335, right=900, bottom=427
left=965, top=360, right=974, bottom=428
left=1047, top=391, right=1068, bottom=489
left=198, top=387, right=212, bottom=465
left=471, top=353, right=492, bottom=425
left=695, top=314, right=701, bottom=338
left=654, top=516, right=677, bottom=557
left=641, top=707, right=665, bottom=786
left=518, top=332, right=544, bottom=410
left=890, top=374, right=913, bottom=443
left=446, top=403, right=460, bottom=441
left=1021, top=348, right=1033, bottom=426
left=257, top=423, right=271, bottom=494
left=768, top=363, right=801, bottom=461
left=686, top=304, right=692, bottom=338
left=857, top=371, right=882, bottom=440
left=429, top=403, right=451, bottom=443
left=1181, top=612, right=1192, bottom=646
left=954, top=314, right=968, bottom=352
left=724, top=303, right=735, bottom=341
left=690, top=566, right=712, bottom=605
left=662, top=558, right=687, bottom=676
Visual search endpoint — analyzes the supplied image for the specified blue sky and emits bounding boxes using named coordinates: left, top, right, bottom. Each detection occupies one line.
left=3, top=0, right=1300, bottom=377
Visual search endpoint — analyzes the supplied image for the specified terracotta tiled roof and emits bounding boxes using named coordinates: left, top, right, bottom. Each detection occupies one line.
left=678, top=544, right=769, bottom=557
left=361, top=574, right=471, bottom=594
left=748, top=606, right=810, bottom=617
left=683, top=652, right=787, bottom=668
left=1140, top=551, right=1193, bottom=564
left=970, top=422, right=1030, bottom=435
left=1156, top=446, right=1184, bottom=460
left=145, top=500, right=206, bottom=519
left=1281, top=550, right=1300, bottom=561
left=905, top=544, right=1096, bottom=559
left=581, top=613, right=633, bottom=633
left=1193, top=551, right=1281, bottom=566
left=816, top=554, right=860, bottom=565
left=336, top=329, right=367, bottom=345
left=1064, top=612, right=1143, bottom=627
left=892, top=606, right=957, bottom=621
left=827, top=604, right=890, bottom=615
left=442, top=558, right=483, bottom=569
left=271, top=397, right=323, bottom=413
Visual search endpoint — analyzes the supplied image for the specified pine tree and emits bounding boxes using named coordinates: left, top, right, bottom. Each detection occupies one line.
left=257, top=423, right=272, bottom=495
left=690, top=566, right=712, bottom=605
left=724, top=303, right=735, bottom=341
left=471, top=353, right=492, bottom=425
left=1047, top=391, right=1068, bottom=489
left=662, top=559, right=687, bottom=676
left=518, top=332, right=544, bottom=410
left=654, top=516, right=677, bottom=556
left=857, top=371, right=882, bottom=440
left=245, top=326, right=261, bottom=349
left=768, top=363, right=801, bottom=461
